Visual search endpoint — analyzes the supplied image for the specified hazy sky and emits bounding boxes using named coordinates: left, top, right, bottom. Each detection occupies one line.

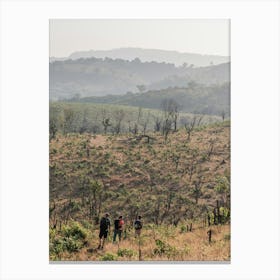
left=49, top=19, right=230, bottom=57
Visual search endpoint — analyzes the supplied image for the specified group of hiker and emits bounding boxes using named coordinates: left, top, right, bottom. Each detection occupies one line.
left=98, top=213, right=142, bottom=249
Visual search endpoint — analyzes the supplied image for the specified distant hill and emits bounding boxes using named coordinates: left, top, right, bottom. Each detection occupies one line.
left=149, top=63, right=230, bottom=90
left=67, top=48, right=229, bottom=67
left=50, top=55, right=230, bottom=100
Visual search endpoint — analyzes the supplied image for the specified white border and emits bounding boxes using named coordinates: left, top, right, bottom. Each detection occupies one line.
left=0, top=1, right=279, bottom=279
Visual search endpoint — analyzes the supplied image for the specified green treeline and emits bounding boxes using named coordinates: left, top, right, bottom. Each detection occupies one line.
left=67, top=83, right=229, bottom=117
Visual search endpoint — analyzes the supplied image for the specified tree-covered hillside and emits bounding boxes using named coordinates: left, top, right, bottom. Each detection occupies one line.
left=68, top=83, right=230, bottom=117
left=50, top=56, right=229, bottom=100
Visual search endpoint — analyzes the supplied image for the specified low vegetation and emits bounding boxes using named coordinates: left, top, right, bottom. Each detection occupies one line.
left=49, top=221, right=230, bottom=261
left=49, top=117, right=230, bottom=261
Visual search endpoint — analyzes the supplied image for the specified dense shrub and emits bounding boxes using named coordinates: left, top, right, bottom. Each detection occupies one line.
left=117, top=248, right=135, bottom=258
left=100, top=253, right=118, bottom=261
left=153, top=239, right=177, bottom=259
left=50, top=222, right=89, bottom=259
left=62, top=222, right=87, bottom=240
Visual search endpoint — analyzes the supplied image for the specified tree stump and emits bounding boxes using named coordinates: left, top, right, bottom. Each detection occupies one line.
left=207, top=229, right=212, bottom=243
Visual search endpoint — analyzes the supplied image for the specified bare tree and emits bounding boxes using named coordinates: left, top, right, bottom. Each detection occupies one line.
left=191, top=176, right=203, bottom=204
left=102, top=118, right=111, bottom=135
left=154, top=117, right=162, bottom=133
left=196, top=115, right=204, bottom=127
left=162, top=119, right=172, bottom=143
left=183, top=114, right=203, bottom=141
left=161, top=99, right=180, bottom=131
left=160, top=190, right=176, bottom=224
left=184, top=151, right=198, bottom=181
left=135, top=107, right=143, bottom=135
left=101, top=109, right=111, bottom=135
left=81, top=176, right=104, bottom=220
left=183, top=116, right=196, bottom=141
left=113, top=109, right=125, bottom=134
left=49, top=119, right=57, bottom=140
left=132, top=122, right=139, bottom=135
left=161, top=99, right=180, bottom=142
left=79, top=109, right=90, bottom=134
left=63, top=108, right=76, bottom=134
left=141, top=111, right=150, bottom=135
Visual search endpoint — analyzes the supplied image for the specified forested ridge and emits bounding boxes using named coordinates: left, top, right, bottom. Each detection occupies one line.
left=50, top=55, right=229, bottom=100
left=68, top=83, right=229, bottom=116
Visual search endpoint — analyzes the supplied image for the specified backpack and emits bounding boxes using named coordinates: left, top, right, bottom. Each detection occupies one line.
left=134, top=220, right=142, bottom=230
left=100, top=217, right=108, bottom=230
left=114, top=219, right=120, bottom=230
left=119, top=219, right=124, bottom=229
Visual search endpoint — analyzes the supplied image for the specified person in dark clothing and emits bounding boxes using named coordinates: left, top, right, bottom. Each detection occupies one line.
left=134, top=215, right=143, bottom=237
left=98, top=213, right=110, bottom=249
left=113, top=215, right=124, bottom=243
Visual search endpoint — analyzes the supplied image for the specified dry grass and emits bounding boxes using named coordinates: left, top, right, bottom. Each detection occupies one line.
left=55, top=223, right=230, bottom=262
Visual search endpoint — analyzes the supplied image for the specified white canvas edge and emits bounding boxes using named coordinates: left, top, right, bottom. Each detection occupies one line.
left=0, top=0, right=279, bottom=279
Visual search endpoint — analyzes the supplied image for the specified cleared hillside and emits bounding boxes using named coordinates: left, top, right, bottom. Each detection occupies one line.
left=49, top=102, right=223, bottom=136
left=49, top=121, right=230, bottom=261
left=50, top=121, right=230, bottom=223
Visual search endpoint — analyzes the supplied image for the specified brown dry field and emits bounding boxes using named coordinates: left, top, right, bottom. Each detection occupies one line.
left=50, top=121, right=230, bottom=261
left=53, top=223, right=230, bottom=262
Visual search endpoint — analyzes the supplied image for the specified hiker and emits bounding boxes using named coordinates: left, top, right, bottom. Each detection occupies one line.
left=134, top=215, right=143, bottom=238
left=98, top=213, right=110, bottom=249
left=113, top=215, right=124, bottom=243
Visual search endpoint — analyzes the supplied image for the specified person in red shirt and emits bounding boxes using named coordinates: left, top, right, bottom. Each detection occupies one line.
left=113, top=215, right=124, bottom=242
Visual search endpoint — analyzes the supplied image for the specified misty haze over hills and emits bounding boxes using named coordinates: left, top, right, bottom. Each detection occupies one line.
left=49, top=47, right=230, bottom=116
left=69, top=48, right=229, bottom=66
left=50, top=47, right=229, bottom=67
left=50, top=48, right=230, bottom=67
left=50, top=57, right=229, bottom=100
